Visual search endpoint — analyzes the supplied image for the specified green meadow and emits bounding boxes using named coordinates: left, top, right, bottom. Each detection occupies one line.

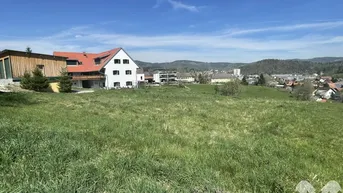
left=1, top=85, right=342, bottom=192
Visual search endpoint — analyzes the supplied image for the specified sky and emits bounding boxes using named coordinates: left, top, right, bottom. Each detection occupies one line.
left=0, top=0, right=343, bottom=62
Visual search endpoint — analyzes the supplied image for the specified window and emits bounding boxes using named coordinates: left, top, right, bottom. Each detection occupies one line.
left=114, top=82, right=120, bottom=87
left=140, top=76, right=143, bottom=80
left=36, top=64, right=44, bottom=70
left=123, top=59, right=129, bottom=64
left=4, top=58, right=12, bottom=79
left=125, top=70, right=132, bottom=75
left=67, top=60, right=77, bottom=65
left=126, top=81, right=132, bottom=86
left=113, top=70, right=119, bottom=75
left=0, top=60, right=4, bottom=79
left=114, top=59, right=121, bottom=64
left=94, top=58, right=101, bottom=65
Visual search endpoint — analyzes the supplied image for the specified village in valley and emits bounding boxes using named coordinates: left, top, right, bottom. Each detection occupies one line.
left=1, top=47, right=342, bottom=103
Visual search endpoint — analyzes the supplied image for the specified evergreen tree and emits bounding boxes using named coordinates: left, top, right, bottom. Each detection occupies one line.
left=20, top=71, right=32, bottom=90
left=26, top=47, right=32, bottom=57
left=58, top=69, right=73, bottom=93
left=332, top=77, right=338, bottom=83
left=31, top=67, right=49, bottom=92
left=241, top=75, right=248, bottom=85
left=257, top=74, right=266, bottom=86
left=26, top=47, right=32, bottom=54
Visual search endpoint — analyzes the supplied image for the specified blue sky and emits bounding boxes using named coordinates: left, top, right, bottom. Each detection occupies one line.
left=0, top=0, right=343, bottom=62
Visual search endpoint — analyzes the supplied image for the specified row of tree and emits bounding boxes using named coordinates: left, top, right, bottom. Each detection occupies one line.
left=21, top=67, right=72, bottom=93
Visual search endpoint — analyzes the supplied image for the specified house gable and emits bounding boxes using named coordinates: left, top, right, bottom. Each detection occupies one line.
left=102, top=48, right=138, bottom=70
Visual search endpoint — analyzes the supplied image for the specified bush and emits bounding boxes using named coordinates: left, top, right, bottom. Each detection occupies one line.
left=31, top=67, right=50, bottom=92
left=58, top=69, right=72, bottom=93
left=216, top=80, right=242, bottom=96
left=292, top=80, right=314, bottom=101
left=20, top=71, right=32, bottom=90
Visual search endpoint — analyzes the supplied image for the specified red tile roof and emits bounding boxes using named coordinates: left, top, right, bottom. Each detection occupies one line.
left=53, top=48, right=121, bottom=73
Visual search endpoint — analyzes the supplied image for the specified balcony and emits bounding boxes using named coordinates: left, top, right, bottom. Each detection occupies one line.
left=72, top=75, right=105, bottom=81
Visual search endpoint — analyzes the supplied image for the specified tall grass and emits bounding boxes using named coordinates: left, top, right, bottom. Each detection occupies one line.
left=0, top=86, right=342, bottom=192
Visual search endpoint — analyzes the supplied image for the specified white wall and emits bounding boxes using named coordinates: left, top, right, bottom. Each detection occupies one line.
left=0, top=79, right=14, bottom=85
left=72, top=80, right=82, bottom=88
left=211, top=78, right=234, bottom=83
left=233, top=69, right=241, bottom=76
left=104, top=49, right=139, bottom=88
left=153, top=73, right=160, bottom=83
left=176, top=77, right=195, bottom=82
left=137, top=73, right=145, bottom=82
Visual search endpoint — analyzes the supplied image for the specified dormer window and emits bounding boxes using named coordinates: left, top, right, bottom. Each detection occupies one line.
left=114, top=59, right=121, bottom=64
left=67, top=60, right=77, bottom=66
left=94, top=58, right=101, bottom=65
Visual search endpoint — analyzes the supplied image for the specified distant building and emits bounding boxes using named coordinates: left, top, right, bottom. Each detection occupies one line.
left=233, top=69, right=241, bottom=76
left=176, top=73, right=195, bottom=83
left=153, top=71, right=177, bottom=83
left=211, top=73, right=236, bottom=83
left=136, top=68, right=145, bottom=84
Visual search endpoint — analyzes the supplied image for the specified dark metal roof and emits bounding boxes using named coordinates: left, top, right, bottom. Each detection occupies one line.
left=0, top=49, right=67, bottom=60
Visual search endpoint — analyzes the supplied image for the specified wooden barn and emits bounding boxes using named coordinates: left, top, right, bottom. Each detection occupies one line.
left=0, top=49, right=67, bottom=82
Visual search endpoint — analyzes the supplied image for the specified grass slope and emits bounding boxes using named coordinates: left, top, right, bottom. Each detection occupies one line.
left=0, top=86, right=342, bottom=192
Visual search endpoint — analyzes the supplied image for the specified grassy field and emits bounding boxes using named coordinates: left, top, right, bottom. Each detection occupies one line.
left=1, top=85, right=342, bottom=192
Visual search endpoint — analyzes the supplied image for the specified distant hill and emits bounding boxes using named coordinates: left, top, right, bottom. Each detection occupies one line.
left=135, top=60, right=244, bottom=71
left=135, top=57, right=343, bottom=74
left=305, top=57, right=343, bottom=63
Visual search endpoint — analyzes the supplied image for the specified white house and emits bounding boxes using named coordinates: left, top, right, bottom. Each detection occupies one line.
left=176, top=73, right=195, bottom=83
left=54, top=48, right=141, bottom=89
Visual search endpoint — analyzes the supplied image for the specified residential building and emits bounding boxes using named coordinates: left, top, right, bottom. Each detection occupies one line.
left=54, top=48, right=140, bottom=89
left=136, top=68, right=145, bottom=84
left=0, top=49, right=67, bottom=85
left=233, top=69, right=241, bottom=76
left=176, top=72, right=195, bottom=83
left=211, top=73, right=236, bottom=83
left=153, top=71, right=177, bottom=83
left=144, top=72, right=154, bottom=83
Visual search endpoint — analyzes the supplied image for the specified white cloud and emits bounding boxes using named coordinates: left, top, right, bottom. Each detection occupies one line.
left=153, top=0, right=200, bottom=12
left=226, top=21, right=343, bottom=36
left=1, top=21, right=343, bottom=62
left=167, top=0, right=199, bottom=12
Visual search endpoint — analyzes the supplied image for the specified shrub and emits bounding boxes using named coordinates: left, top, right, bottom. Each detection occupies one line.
left=216, top=80, right=242, bottom=96
left=31, top=67, right=50, bottom=92
left=20, top=71, right=32, bottom=90
left=292, top=80, right=314, bottom=101
left=58, top=69, right=72, bottom=93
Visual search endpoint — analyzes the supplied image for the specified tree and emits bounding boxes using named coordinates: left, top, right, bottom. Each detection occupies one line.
left=30, top=67, right=49, bottom=92
left=292, top=80, right=314, bottom=101
left=198, top=74, right=209, bottom=84
left=257, top=74, right=266, bottom=86
left=241, top=75, right=248, bottom=85
left=58, top=69, right=72, bottom=93
left=26, top=47, right=32, bottom=56
left=20, top=71, right=32, bottom=90
left=216, top=79, right=241, bottom=96
left=332, top=77, right=338, bottom=83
